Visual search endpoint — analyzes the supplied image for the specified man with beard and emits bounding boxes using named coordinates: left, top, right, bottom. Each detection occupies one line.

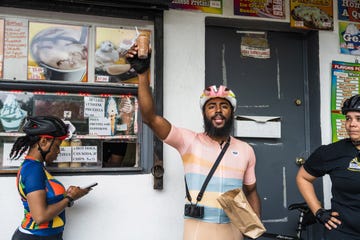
left=127, top=46, right=261, bottom=240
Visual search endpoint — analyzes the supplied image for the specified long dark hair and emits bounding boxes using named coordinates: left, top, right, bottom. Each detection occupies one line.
left=10, top=135, right=40, bottom=160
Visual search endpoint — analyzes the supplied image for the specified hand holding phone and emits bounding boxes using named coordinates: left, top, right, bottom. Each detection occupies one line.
left=81, top=182, right=98, bottom=189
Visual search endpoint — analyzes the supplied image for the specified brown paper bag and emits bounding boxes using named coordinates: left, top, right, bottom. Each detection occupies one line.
left=217, top=188, right=266, bottom=239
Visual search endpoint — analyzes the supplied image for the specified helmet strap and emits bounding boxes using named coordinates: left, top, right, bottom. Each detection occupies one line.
left=352, top=140, right=360, bottom=146
left=37, top=138, right=55, bottom=161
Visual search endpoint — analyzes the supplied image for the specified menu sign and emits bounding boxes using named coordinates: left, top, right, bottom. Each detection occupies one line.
left=3, top=18, right=28, bottom=80
left=331, top=61, right=360, bottom=142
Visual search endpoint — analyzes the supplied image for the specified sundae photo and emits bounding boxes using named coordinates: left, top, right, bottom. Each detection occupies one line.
left=29, top=23, right=89, bottom=81
left=0, top=94, right=27, bottom=132
left=95, top=27, right=145, bottom=83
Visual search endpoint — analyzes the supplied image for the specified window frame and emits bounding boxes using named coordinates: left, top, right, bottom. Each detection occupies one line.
left=0, top=6, right=164, bottom=176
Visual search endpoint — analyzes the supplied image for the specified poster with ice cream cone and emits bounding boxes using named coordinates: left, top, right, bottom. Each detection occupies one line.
left=28, top=22, right=89, bottom=82
left=95, top=27, right=151, bottom=84
left=0, top=93, right=30, bottom=132
left=95, top=96, right=137, bottom=136
left=106, top=97, right=118, bottom=135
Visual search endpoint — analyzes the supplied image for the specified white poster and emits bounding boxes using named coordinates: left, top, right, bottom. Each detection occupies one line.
left=3, top=18, right=28, bottom=80
left=72, top=146, right=97, bottom=162
left=88, top=117, right=111, bottom=135
left=84, top=97, right=105, bottom=117
left=3, top=142, right=23, bottom=167
left=54, top=146, right=72, bottom=163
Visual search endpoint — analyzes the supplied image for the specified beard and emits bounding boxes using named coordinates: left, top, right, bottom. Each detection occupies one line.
left=203, top=112, right=234, bottom=138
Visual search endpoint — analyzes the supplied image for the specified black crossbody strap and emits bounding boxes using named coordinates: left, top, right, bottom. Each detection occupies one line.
left=185, top=177, right=192, bottom=202
left=185, top=138, right=230, bottom=203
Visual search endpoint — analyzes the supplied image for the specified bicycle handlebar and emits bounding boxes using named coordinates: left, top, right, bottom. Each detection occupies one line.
left=259, top=202, right=316, bottom=240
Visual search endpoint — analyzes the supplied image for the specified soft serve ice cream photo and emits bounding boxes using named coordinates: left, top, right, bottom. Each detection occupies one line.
left=0, top=94, right=27, bottom=132
left=105, top=97, right=119, bottom=136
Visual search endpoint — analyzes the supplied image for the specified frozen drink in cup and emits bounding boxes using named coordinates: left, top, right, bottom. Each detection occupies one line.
left=137, top=34, right=149, bottom=59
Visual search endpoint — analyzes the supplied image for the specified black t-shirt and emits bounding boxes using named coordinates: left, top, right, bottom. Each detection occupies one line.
left=304, top=139, right=360, bottom=237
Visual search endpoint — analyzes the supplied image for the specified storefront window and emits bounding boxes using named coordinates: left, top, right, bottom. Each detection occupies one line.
left=0, top=81, right=150, bottom=174
left=0, top=8, right=160, bottom=175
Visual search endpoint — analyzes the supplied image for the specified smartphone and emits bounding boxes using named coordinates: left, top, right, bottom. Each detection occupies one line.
left=81, top=182, right=98, bottom=189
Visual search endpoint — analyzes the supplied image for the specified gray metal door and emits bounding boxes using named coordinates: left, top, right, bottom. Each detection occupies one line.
left=205, top=19, right=322, bottom=239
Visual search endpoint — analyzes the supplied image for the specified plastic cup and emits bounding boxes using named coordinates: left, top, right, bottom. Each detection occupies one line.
left=137, top=34, right=149, bottom=59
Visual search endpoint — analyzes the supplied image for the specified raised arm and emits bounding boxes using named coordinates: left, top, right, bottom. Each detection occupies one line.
left=127, top=45, right=171, bottom=140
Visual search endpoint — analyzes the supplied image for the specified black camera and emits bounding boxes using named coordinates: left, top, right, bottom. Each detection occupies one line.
left=184, top=204, right=204, bottom=218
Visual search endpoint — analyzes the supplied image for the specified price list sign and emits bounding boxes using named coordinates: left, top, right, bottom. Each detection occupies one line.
left=331, top=61, right=360, bottom=142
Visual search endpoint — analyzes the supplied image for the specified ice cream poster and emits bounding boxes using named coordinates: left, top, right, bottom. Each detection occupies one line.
left=27, top=22, right=89, bottom=82
left=0, top=19, right=4, bottom=78
left=95, top=27, right=150, bottom=84
left=117, top=96, right=137, bottom=136
left=339, top=21, right=360, bottom=56
left=85, top=96, right=137, bottom=136
left=170, top=0, right=222, bottom=14
left=338, top=0, right=360, bottom=23
left=234, top=0, right=285, bottom=19
left=0, top=93, right=28, bottom=133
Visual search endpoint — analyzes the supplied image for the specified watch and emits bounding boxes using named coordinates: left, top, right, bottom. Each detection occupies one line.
left=65, top=196, right=74, bottom=207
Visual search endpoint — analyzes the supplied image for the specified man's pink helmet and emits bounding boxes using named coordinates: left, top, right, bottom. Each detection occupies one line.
left=200, top=85, right=237, bottom=111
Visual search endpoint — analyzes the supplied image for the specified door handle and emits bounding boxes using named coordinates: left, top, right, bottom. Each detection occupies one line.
left=294, top=99, right=302, bottom=106
left=295, top=157, right=305, bottom=166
